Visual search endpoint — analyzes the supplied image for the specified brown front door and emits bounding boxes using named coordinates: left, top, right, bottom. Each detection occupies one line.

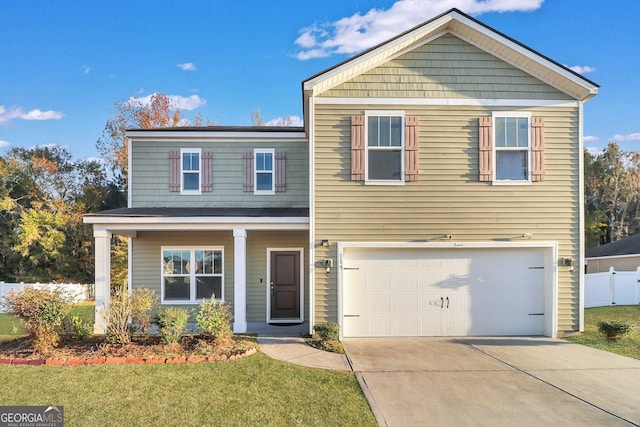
left=270, top=251, right=300, bottom=320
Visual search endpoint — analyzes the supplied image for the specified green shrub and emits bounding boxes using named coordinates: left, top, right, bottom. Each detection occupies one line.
left=314, top=322, right=339, bottom=341
left=195, top=297, right=233, bottom=343
left=153, top=308, right=189, bottom=344
left=66, top=314, right=93, bottom=340
left=3, top=287, right=70, bottom=355
left=130, top=288, right=158, bottom=334
left=598, top=321, right=632, bottom=342
left=105, top=284, right=131, bottom=344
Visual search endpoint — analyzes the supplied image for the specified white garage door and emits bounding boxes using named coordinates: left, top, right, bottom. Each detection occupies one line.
left=342, top=247, right=547, bottom=337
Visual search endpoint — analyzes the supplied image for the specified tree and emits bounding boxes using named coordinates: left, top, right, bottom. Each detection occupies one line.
left=584, top=142, right=640, bottom=248
left=96, top=92, right=182, bottom=189
left=0, top=146, right=113, bottom=282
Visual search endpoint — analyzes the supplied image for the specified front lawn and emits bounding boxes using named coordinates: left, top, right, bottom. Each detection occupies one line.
left=0, top=353, right=376, bottom=427
left=566, top=305, right=640, bottom=360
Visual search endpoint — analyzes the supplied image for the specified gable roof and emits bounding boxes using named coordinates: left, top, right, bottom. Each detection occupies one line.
left=303, top=8, right=599, bottom=102
left=586, top=234, right=640, bottom=258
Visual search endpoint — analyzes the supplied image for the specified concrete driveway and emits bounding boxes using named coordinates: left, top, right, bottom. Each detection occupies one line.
left=343, top=337, right=640, bottom=427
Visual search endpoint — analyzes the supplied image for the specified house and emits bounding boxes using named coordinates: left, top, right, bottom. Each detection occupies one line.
left=84, top=9, right=598, bottom=338
left=586, top=234, right=640, bottom=273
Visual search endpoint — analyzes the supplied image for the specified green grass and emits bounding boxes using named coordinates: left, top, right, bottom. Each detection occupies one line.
left=0, top=353, right=376, bottom=427
left=1, top=301, right=95, bottom=342
left=566, top=305, right=640, bottom=360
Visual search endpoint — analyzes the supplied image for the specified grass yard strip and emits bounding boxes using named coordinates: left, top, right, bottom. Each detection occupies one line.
left=0, top=353, right=376, bottom=427
left=566, top=305, right=640, bottom=360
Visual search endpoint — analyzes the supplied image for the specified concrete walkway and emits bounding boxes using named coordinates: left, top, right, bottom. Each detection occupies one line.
left=258, top=335, right=351, bottom=371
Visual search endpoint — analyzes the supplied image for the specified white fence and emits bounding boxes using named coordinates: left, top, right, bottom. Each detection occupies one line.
left=0, top=282, right=93, bottom=313
left=585, top=267, right=640, bottom=308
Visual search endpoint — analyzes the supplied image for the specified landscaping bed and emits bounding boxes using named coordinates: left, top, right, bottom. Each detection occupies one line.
left=0, top=334, right=257, bottom=365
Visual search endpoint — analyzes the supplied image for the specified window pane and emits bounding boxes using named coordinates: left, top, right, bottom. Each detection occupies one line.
left=368, top=116, right=379, bottom=147
left=256, top=153, right=273, bottom=172
left=390, top=117, right=402, bottom=147
left=368, top=150, right=402, bottom=180
left=183, top=153, right=199, bottom=171
left=183, top=172, right=199, bottom=190
left=163, top=250, right=190, bottom=274
left=495, top=117, right=529, bottom=148
left=196, top=276, right=222, bottom=299
left=256, top=172, right=272, bottom=190
left=517, top=117, right=529, bottom=148
left=164, top=276, right=190, bottom=300
left=496, top=151, right=527, bottom=180
left=378, top=116, right=391, bottom=146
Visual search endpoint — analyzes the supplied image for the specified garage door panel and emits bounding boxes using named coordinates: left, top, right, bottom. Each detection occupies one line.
left=343, top=247, right=547, bottom=337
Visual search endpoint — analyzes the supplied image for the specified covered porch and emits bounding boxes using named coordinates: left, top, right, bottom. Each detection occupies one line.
left=84, top=207, right=310, bottom=335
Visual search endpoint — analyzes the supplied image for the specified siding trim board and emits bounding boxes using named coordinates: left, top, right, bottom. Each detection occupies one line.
left=314, top=97, right=579, bottom=107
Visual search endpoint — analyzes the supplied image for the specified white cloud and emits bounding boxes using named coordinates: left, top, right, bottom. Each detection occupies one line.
left=295, top=0, right=544, bottom=60
left=568, top=65, right=596, bottom=74
left=129, top=93, right=207, bottom=111
left=82, top=65, right=92, bottom=75
left=265, top=115, right=304, bottom=127
left=0, top=139, right=10, bottom=149
left=612, top=132, right=640, bottom=142
left=0, top=106, right=64, bottom=125
left=583, top=135, right=599, bottom=143
left=177, top=62, right=197, bottom=71
left=20, top=109, right=65, bottom=121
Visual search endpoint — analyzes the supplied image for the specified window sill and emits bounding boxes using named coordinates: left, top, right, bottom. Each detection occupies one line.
left=253, top=190, right=275, bottom=195
left=180, top=190, right=202, bottom=195
left=364, top=180, right=405, bottom=186
left=491, top=180, right=532, bottom=186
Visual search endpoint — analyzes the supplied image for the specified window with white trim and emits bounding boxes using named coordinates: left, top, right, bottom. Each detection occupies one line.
left=162, top=247, right=223, bottom=303
left=254, top=148, right=274, bottom=194
left=365, top=111, right=404, bottom=183
left=181, top=148, right=201, bottom=193
left=494, top=113, right=531, bottom=182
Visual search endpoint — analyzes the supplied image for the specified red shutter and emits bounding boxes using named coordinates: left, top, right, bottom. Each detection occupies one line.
left=243, top=151, right=254, bottom=192
left=275, top=151, right=286, bottom=192
left=531, top=117, right=545, bottom=182
left=169, top=151, right=180, bottom=191
left=351, top=115, right=365, bottom=181
left=202, top=151, right=213, bottom=192
left=478, top=117, right=493, bottom=182
left=404, top=116, right=419, bottom=182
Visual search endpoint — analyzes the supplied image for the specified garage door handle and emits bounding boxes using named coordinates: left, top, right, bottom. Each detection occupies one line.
left=528, top=313, right=544, bottom=316
left=440, top=297, right=444, bottom=308
left=344, top=314, right=360, bottom=318
left=446, top=297, right=449, bottom=308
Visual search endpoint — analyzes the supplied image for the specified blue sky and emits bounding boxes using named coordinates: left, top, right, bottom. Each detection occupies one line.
left=0, top=0, right=638, bottom=160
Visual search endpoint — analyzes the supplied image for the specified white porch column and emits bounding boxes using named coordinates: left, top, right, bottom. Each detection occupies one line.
left=233, top=229, right=248, bottom=333
left=93, top=229, right=112, bottom=334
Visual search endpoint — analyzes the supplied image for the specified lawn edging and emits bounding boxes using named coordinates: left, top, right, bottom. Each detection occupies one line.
left=0, top=347, right=257, bottom=367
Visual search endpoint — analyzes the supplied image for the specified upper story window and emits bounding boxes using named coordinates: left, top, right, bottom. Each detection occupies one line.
left=365, top=111, right=404, bottom=184
left=254, top=148, right=275, bottom=194
left=181, top=148, right=201, bottom=194
left=493, top=113, right=531, bottom=183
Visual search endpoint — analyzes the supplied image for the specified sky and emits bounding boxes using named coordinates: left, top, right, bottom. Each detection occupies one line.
left=1, top=0, right=638, bottom=161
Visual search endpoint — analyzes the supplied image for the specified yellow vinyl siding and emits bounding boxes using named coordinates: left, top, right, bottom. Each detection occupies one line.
left=322, top=34, right=571, bottom=101
left=313, top=104, right=581, bottom=332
